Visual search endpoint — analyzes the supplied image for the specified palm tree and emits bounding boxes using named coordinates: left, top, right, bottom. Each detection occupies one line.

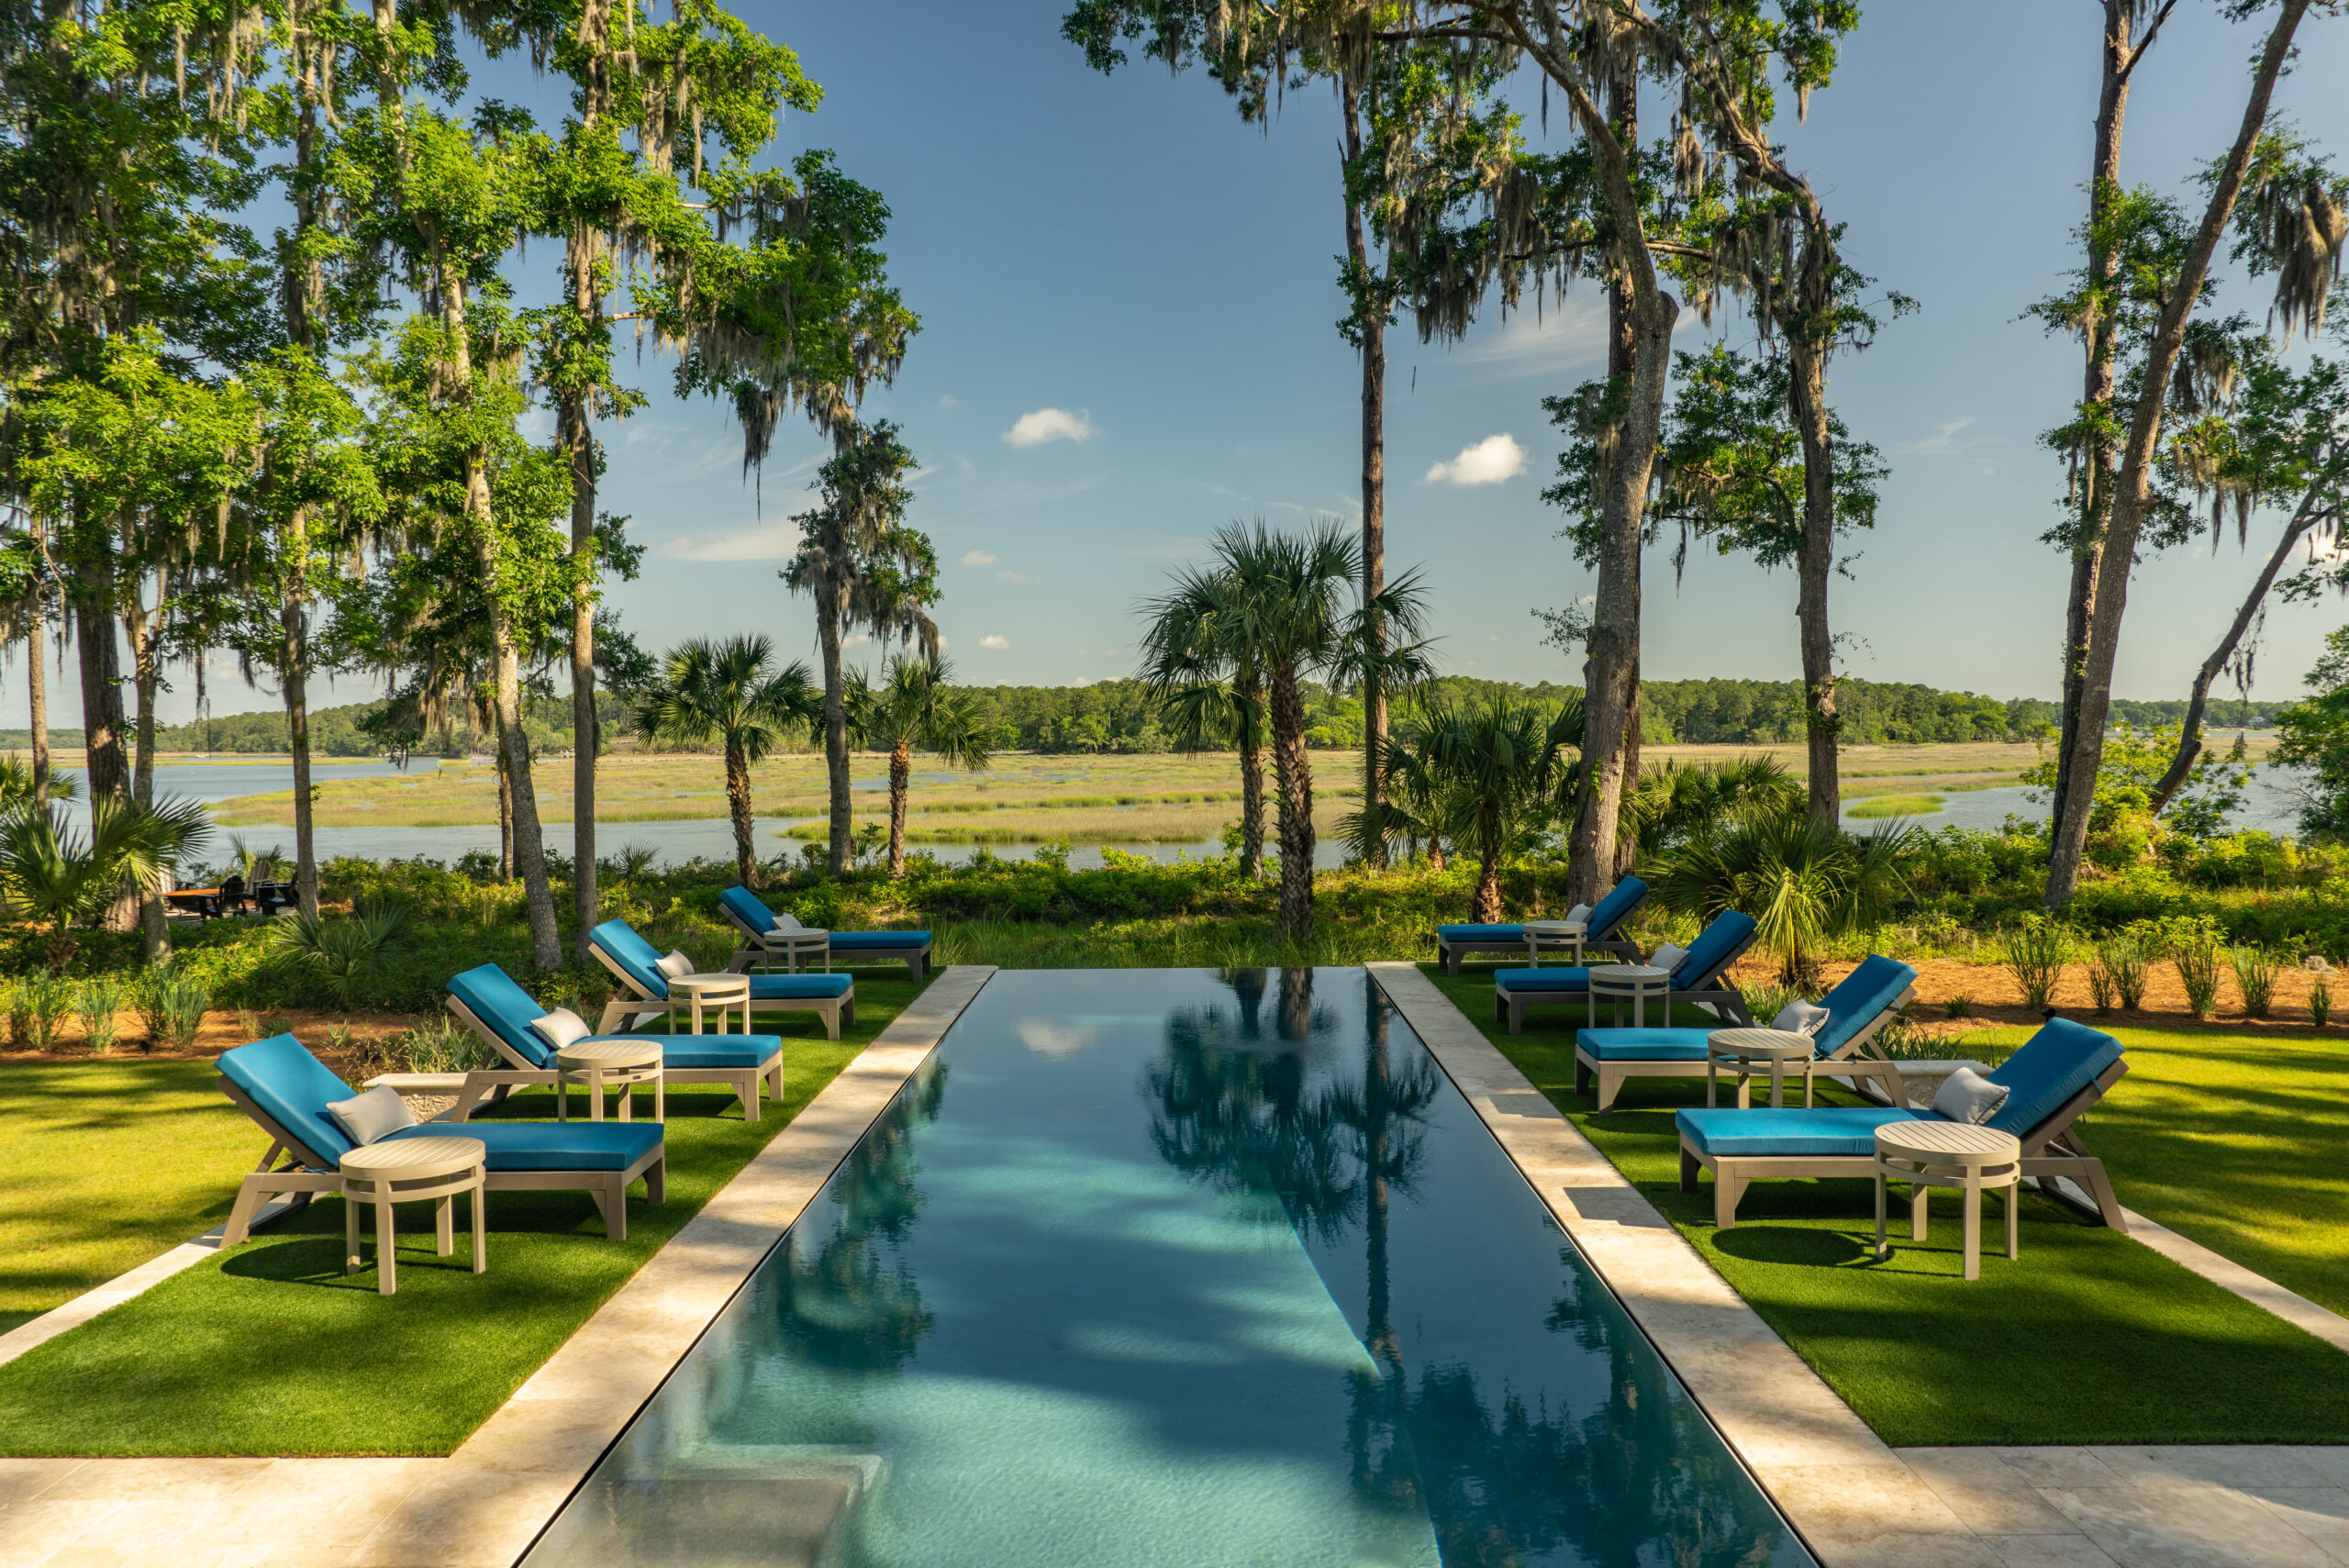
left=636, top=635, right=821, bottom=890
left=849, top=654, right=992, bottom=877
left=1136, top=569, right=1269, bottom=878
left=0, top=795, right=211, bottom=971
left=1622, top=754, right=1803, bottom=862
left=1379, top=693, right=1582, bottom=923
left=1647, top=808, right=1909, bottom=987
left=1150, top=520, right=1431, bottom=939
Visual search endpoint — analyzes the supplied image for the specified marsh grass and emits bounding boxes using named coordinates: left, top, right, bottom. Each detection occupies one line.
left=1845, top=793, right=1945, bottom=819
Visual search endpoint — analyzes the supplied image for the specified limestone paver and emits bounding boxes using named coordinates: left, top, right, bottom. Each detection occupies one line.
left=1366, top=962, right=2349, bottom=1568
left=2117, top=1210, right=2349, bottom=1357
left=0, top=966, right=994, bottom=1568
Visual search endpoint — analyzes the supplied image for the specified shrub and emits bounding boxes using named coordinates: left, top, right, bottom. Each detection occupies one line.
left=73, top=974, right=128, bottom=1054
left=2089, top=934, right=2151, bottom=1013
left=4, top=981, right=28, bottom=1047
left=266, top=897, right=413, bottom=1010
left=1943, top=993, right=1974, bottom=1018
left=391, top=1014, right=498, bottom=1073
left=2228, top=946, right=2278, bottom=1019
left=16, top=973, right=72, bottom=1051
left=2174, top=934, right=2223, bottom=1021
left=139, top=965, right=212, bottom=1050
left=2311, top=976, right=2332, bottom=1029
left=2001, top=917, right=2071, bottom=1010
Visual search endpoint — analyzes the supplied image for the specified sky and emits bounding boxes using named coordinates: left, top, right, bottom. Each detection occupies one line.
left=15, top=0, right=2349, bottom=730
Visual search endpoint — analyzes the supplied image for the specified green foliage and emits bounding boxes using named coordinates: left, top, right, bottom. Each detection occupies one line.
left=1367, top=690, right=1581, bottom=917
left=12, top=973, right=71, bottom=1051
left=2228, top=945, right=2279, bottom=1019
left=265, top=900, right=415, bottom=1011
left=2276, top=627, right=2349, bottom=840
left=1648, top=809, right=1909, bottom=984
left=2310, top=975, right=2332, bottom=1028
left=74, top=975, right=128, bottom=1055
left=2089, top=934, right=2152, bottom=1014
left=2000, top=917, right=2072, bottom=1011
left=2174, top=933, right=2224, bottom=1021
left=0, top=796, right=212, bottom=969
left=139, top=966, right=212, bottom=1051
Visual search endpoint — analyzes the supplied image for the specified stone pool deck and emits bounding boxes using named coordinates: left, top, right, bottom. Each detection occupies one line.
left=1366, top=961, right=2349, bottom=1568
left=0, top=965, right=995, bottom=1568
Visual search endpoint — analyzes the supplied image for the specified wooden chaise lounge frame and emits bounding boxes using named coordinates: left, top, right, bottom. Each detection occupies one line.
left=717, top=892, right=933, bottom=982
left=1434, top=880, right=1649, bottom=976
left=1572, top=982, right=1918, bottom=1114
left=445, top=993, right=785, bottom=1122
left=1676, top=1058, right=2131, bottom=1232
left=1495, top=925, right=1761, bottom=1037
left=587, top=932, right=854, bottom=1040
left=217, top=1080, right=665, bottom=1246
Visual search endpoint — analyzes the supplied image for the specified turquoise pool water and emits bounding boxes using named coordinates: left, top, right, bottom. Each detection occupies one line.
left=523, top=969, right=1812, bottom=1567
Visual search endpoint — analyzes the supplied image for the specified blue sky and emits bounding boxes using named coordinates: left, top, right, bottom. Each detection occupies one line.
left=17, top=0, right=2349, bottom=728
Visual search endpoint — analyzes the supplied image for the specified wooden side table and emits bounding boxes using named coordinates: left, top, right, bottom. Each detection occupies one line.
left=1707, top=1028, right=1821, bottom=1108
left=1587, top=964, right=1673, bottom=1029
left=762, top=927, right=830, bottom=973
left=1875, top=1120, right=2022, bottom=1281
left=668, top=972, right=751, bottom=1035
left=1521, top=919, right=1586, bottom=967
left=340, top=1135, right=487, bottom=1296
left=556, top=1040, right=665, bottom=1123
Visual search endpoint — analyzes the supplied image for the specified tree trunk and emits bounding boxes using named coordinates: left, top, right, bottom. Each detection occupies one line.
left=72, top=576, right=128, bottom=801
left=1267, top=662, right=1316, bottom=939
left=1238, top=669, right=1265, bottom=878
left=888, top=736, right=911, bottom=877
left=2052, top=0, right=2150, bottom=866
left=725, top=736, right=758, bottom=887
left=1342, top=73, right=1388, bottom=872
left=818, top=603, right=852, bottom=874
left=2149, top=497, right=2319, bottom=816
left=563, top=224, right=602, bottom=958
left=123, top=565, right=165, bottom=807
left=1788, top=336, right=1842, bottom=826
left=2047, top=0, right=2309, bottom=906
left=490, top=628, right=562, bottom=968
left=25, top=555, right=47, bottom=810
left=1605, top=60, right=1642, bottom=887
left=496, top=750, right=513, bottom=881
left=1473, top=837, right=1503, bottom=924
left=283, top=615, right=319, bottom=917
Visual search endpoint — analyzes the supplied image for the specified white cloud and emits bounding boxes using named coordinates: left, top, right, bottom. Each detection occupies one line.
left=663, top=523, right=796, bottom=562
left=961, top=550, right=999, bottom=566
left=1004, top=407, right=1097, bottom=447
left=1423, top=433, right=1528, bottom=487
left=980, top=634, right=1010, bottom=650
left=939, top=394, right=959, bottom=409
left=996, top=570, right=1029, bottom=583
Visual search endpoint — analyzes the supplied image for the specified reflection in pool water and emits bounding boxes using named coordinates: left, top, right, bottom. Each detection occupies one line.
left=524, top=969, right=1813, bottom=1565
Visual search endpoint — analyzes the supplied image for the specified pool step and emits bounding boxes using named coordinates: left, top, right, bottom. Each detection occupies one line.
left=572, top=1444, right=885, bottom=1567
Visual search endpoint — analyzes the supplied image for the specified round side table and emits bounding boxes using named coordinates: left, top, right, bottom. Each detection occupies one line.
left=1707, top=1028, right=1821, bottom=1108
left=1521, top=919, right=1586, bottom=967
left=1587, top=964, right=1673, bottom=1029
left=764, top=926, right=830, bottom=973
left=556, top=1040, right=664, bottom=1123
left=668, top=972, right=751, bottom=1035
left=340, top=1135, right=486, bottom=1296
left=1874, top=1120, right=2022, bottom=1281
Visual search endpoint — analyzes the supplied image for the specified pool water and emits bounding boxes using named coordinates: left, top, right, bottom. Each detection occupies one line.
left=524, top=969, right=1811, bottom=1567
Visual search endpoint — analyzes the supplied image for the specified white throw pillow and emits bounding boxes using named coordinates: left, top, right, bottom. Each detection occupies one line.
left=1650, top=942, right=1689, bottom=975
left=1771, top=998, right=1831, bottom=1039
left=1564, top=903, right=1593, bottom=925
left=1931, top=1066, right=2010, bottom=1127
left=655, top=949, right=695, bottom=980
left=327, top=1084, right=418, bottom=1149
left=530, top=1007, right=592, bottom=1052
left=769, top=910, right=804, bottom=932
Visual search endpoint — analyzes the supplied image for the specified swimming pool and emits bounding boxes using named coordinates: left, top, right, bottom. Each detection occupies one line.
left=523, top=968, right=1812, bottom=1567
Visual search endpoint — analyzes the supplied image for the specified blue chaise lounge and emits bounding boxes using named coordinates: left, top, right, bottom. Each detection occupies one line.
left=588, top=918, right=855, bottom=1039
left=1574, top=954, right=1919, bottom=1113
left=1494, top=910, right=1760, bottom=1036
left=717, top=884, right=933, bottom=981
left=1434, top=876, right=1649, bottom=976
left=217, top=1032, right=665, bottom=1244
left=446, top=962, right=789, bottom=1120
left=1675, top=1015, right=2129, bottom=1230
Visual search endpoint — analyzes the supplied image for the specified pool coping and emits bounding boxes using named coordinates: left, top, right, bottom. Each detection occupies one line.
left=0, top=963, right=996, bottom=1568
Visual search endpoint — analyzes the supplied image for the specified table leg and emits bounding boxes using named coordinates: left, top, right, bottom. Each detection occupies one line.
left=1735, top=1072, right=1753, bottom=1110
left=375, top=1193, right=397, bottom=1296
left=345, top=1184, right=362, bottom=1275
left=1911, top=1178, right=1929, bottom=1242
left=471, top=1175, right=486, bottom=1274
left=1875, top=1163, right=1889, bottom=1261
left=2005, top=1179, right=2020, bottom=1262
left=1707, top=1059, right=1720, bottom=1108
left=1963, top=1173, right=1983, bottom=1281
left=589, top=1066, right=606, bottom=1123
left=618, top=1071, right=632, bottom=1122
left=653, top=1072, right=665, bottom=1123
left=436, top=1191, right=453, bottom=1256
left=1769, top=1060, right=1785, bottom=1109
left=556, top=1073, right=569, bottom=1122
left=1801, top=1063, right=1815, bottom=1109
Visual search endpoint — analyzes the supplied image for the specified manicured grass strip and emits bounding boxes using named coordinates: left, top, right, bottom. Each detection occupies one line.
left=1, top=1059, right=270, bottom=1318
left=1419, top=964, right=2349, bottom=1448
left=0, top=974, right=927, bottom=1457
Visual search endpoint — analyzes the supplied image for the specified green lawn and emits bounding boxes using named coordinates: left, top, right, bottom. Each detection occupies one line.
left=0, top=973, right=928, bottom=1456
left=1422, top=962, right=2349, bottom=1448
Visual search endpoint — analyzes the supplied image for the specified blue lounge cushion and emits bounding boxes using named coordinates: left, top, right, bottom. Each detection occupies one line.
left=449, top=962, right=559, bottom=1067
left=651, top=1037, right=785, bottom=1071
left=827, top=930, right=930, bottom=951
left=1677, top=1106, right=1929, bottom=1158
left=1575, top=1028, right=1714, bottom=1062
left=220, top=1033, right=362, bottom=1163
left=1809, top=955, right=1920, bottom=1058
left=1984, top=1017, right=2123, bottom=1136
left=1438, top=923, right=1527, bottom=942
left=1584, top=876, right=1649, bottom=941
left=384, top=1119, right=661, bottom=1173
left=718, top=885, right=775, bottom=935
left=746, top=973, right=852, bottom=1001
left=591, top=919, right=672, bottom=999
left=1495, top=967, right=1594, bottom=994
left=1677, top=911, right=1759, bottom=987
